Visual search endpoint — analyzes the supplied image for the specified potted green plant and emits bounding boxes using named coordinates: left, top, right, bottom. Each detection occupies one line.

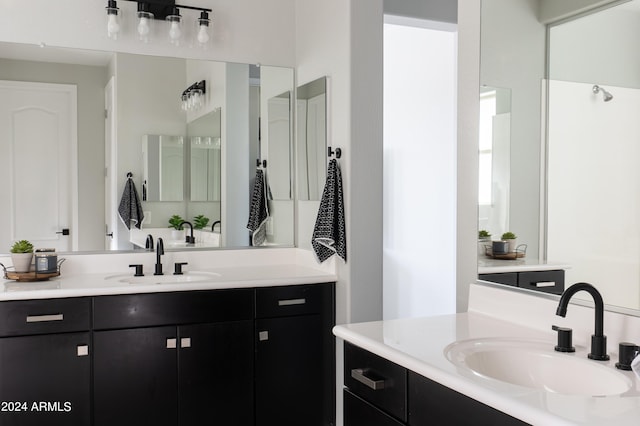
left=501, top=231, right=517, bottom=253
left=193, top=215, right=210, bottom=230
left=478, top=230, right=491, bottom=256
left=168, top=215, right=185, bottom=240
left=10, top=239, right=34, bottom=273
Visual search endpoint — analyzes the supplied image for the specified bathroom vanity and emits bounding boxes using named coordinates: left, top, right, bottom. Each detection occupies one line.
left=478, top=259, right=570, bottom=295
left=334, top=282, right=640, bottom=426
left=0, top=261, right=336, bottom=426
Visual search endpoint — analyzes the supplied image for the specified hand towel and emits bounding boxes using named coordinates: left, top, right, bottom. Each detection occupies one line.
left=118, top=176, right=144, bottom=230
left=312, top=159, right=346, bottom=262
left=247, top=168, right=270, bottom=246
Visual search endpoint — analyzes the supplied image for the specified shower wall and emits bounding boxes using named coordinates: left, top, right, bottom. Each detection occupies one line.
left=547, top=79, right=640, bottom=309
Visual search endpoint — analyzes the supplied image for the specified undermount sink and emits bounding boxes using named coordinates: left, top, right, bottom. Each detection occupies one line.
left=105, top=271, right=221, bottom=285
left=445, top=338, right=632, bottom=397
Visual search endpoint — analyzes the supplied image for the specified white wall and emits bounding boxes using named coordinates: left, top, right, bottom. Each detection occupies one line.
left=547, top=80, right=640, bottom=310
left=383, top=22, right=457, bottom=320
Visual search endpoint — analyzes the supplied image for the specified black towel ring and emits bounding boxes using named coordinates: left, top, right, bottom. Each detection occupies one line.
left=328, top=147, right=342, bottom=159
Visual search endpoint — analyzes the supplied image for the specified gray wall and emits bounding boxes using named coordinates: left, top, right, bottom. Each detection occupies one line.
left=0, top=58, right=107, bottom=251
left=384, top=0, right=457, bottom=23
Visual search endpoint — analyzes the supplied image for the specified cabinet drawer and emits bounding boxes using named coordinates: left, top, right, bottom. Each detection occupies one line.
left=518, top=270, right=564, bottom=295
left=0, top=298, right=90, bottom=337
left=255, top=283, right=332, bottom=318
left=93, top=289, right=254, bottom=330
left=478, top=272, right=518, bottom=287
left=344, top=342, right=407, bottom=423
left=344, top=389, right=404, bottom=426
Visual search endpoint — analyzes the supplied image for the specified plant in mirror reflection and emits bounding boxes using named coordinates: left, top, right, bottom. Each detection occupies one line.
left=193, top=215, right=210, bottom=230
left=168, top=215, right=185, bottom=230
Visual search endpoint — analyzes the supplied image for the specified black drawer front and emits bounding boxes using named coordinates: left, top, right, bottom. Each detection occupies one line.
left=0, top=298, right=91, bottom=337
left=344, top=389, right=404, bottom=426
left=478, top=272, right=518, bottom=287
left=255, top=283, right=331, bottom=318
left=344, top=342, right=407, bottom=423
left=518, top=270, right=564, bottom=295
left=93, top=289, right=254, bottom=330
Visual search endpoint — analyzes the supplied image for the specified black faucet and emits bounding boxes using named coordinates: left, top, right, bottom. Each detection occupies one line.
left=154, top=237, right=164, bottom=276
left=556, top=282, right=609, bottom=360
left=211, top=220, right=221, bottom=232
left=145, top=234, right=154, bottom=251
left=181, top=221, right=196, bottom=244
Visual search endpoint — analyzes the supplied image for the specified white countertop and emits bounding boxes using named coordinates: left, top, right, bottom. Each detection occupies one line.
left=478, top=258, right=571, bottom=274
left=334, top=311, right=640, bottom=425
left=0, top=264, right=337, bottom=301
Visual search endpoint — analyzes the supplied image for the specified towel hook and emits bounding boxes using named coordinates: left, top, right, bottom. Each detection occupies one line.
left=127, top=172, right=133, bottom=178
left=328, top=147, right=342, bottom=159
left=256, top=159, right=267, bottom=168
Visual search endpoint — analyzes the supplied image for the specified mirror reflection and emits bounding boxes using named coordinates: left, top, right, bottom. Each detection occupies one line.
left=0, top=42, right=294, bottom=253
left=142, top=135, right=184, bottom=202
left=296, top=77, right=327, bottom=202
left=479, top=0, right=640, bottom=313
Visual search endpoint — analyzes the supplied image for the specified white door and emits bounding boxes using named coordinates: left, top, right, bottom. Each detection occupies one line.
left=0, top=81, right=77, bottom=251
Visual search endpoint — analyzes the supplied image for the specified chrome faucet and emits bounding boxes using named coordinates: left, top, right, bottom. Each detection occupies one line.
left=154, top=237, right=164, bottom=276
left=556, top=282, right=609, bottom=360
left=181, top=221, right=196, bottom=244
left=145, top=234, right=154, bottom=251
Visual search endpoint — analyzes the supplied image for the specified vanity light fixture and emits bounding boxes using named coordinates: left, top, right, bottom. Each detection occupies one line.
left=181, top=80, right=206, bottom=111
left=105, top=1, right=212, bottom=47
left=105, top=1, right=121, bottom=40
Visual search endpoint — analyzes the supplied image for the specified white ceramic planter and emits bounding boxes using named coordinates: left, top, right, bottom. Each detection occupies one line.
left=11, top=252, right=33, bottom=272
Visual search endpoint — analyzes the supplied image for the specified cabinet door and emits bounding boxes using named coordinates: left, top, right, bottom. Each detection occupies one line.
left=0, top=332, right=90, bottom=426
left=344, top=389, right=405, bottom=426
left=255, top=315, right=324, bottom=426
left=178, top=320, right=254, bottom=426
left=93, top=326, right=178, bottom=426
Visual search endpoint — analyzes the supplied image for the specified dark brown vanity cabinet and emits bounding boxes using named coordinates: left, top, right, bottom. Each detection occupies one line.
left=343, top=342, right=528, bottom=426
left=92, top=289, right=255, bottom=426
left=255, top=283, right=335, bottom=426
left=0, top=298, right=92, bottom=426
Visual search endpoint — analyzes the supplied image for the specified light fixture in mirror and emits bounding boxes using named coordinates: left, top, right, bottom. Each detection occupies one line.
left=296, top=77, right=327, bottom=202
left=0, top=41, right=294, bottom=254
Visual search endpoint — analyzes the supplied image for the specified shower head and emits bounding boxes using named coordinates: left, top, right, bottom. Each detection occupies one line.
left=593, top=85, right=613, bottom=102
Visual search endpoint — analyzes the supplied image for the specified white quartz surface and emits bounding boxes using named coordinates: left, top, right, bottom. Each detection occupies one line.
left=478, top=258, right=571, bottom=274
left=0, top=265, right=336, bottom=301
left=334, top=286, right=640, bottom=425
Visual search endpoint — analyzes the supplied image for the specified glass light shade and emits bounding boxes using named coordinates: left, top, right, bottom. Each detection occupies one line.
left=196, top=12, right=211, bottom=48
left=137, top=11, right=154, bottom=43
left=166, top=14, right=182, bottom=46
left=105, top=2, right=120, bottom=40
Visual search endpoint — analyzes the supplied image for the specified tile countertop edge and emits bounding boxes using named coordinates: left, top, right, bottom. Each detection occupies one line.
left=333, top=322, right=576, bottom=426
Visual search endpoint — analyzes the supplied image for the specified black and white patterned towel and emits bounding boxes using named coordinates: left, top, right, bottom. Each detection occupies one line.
left=118, top=176, right=144, bottom=230
left=247, top=168, right=269, bottom=246
left=312, top=159, right=346, bottom=262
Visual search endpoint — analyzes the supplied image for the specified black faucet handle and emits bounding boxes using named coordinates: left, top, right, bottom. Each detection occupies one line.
left=185, top=235, right=196, bottom=244
left=552, top=325, right=575, bottom=353
left=129, top=264, right=144, bottom=277
left=174, top=262, right=188, bottom=275
left=616, top=342, right=640, bottom=370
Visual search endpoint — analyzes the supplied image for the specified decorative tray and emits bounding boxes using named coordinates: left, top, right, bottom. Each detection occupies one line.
left=484, top=244, right=527, bottom=260
left=0, top=259, right=64, bottom=282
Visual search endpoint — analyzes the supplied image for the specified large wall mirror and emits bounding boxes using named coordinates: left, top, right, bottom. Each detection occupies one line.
left=0, top=41, right=294, bottom=253
left=479, top=0, right=640, bottom=313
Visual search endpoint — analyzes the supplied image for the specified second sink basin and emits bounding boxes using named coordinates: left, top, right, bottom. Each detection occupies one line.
left=445, top=338, right=632, bottom=397
left=105, top=271, right=221, bottom=285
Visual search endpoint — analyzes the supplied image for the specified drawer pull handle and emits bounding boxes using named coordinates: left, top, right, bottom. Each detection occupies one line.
left=77, top=345, right=89, bottom=357
left=351, top=368, right=385, bottom=390
left=278, top=298, right=306, bottom=306
left=26, top=314, right=63, bottom=323
left=180, top=337, right=191, bottom=348
left=166, top=338, right=177, bottom=349
left=534, top=281, right=555, bottom=288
